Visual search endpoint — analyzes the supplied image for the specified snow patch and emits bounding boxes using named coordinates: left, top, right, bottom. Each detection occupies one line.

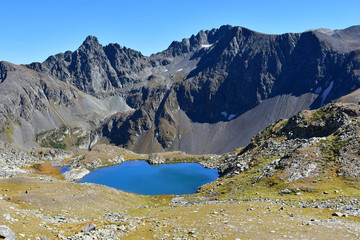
left=221, top=112, right=236, bottom=120
left=176, top=69, right=183, bottom=72
left=316, top=28, right=335, bottom=36
left=164, top=69, right=168, bottom=72
left=320, top=81, right=334, bottom=107
left=315, top=86, right=322, bottom=94
left=228, top=114, right=236, bottom=121
left=201, top=44, right=213, bottom=49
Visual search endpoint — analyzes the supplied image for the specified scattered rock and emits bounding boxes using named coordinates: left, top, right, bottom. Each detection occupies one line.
left=332, top=212, right=348, bottom=217
left=279, top=189, right=292, bottom=195
left=148, top=153, right=165, bottom=165
left=83, top=223, right=96, bottom=233
left=0, top=225, right=16, bottom=240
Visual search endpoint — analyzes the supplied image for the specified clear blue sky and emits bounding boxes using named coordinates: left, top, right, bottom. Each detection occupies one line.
left=1, top=0, right=359, bottom=64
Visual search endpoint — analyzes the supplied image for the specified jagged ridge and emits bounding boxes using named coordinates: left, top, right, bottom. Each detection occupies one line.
left=1, top=25, right=359, bottom=153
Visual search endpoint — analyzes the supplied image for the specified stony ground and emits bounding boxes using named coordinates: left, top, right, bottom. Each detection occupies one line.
left=0, top=172, right=359, bottom=240
left=1, top=101, right=360, bottom=239
left=0, top=145, right=359, bottom=239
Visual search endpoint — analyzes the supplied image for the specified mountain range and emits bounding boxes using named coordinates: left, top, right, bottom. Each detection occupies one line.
left=0, top=25, right=360, bottom=154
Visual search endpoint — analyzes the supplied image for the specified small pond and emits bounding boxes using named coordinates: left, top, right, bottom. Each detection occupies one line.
left=78, top=160, right=218, bottom=195
left=60, top=166, right=71, bottom=173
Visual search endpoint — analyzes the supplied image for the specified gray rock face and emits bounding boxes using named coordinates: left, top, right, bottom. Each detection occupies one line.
left=1, top=25, right=360, bottom=154
left=27, top=36, right=149, bottom=95
left=0, top=61, right=132, bottom=148
left=176, top=28, right=360, bottom=123
left=0, top=225, right=16, bottom=240
left=94, top=25, right=360, bottom=153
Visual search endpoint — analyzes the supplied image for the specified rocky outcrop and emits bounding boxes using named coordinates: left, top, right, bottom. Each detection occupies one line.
left=0, top=146, right=36, bottom=179
left=0, top=62, right=7, bottom=83
left=29, top=148, right=73, bottom=161
left=148, top=153, right=166, bottom=165
left=218, top=92, right=360, bottom=181
left=63, top=168, right=90, bottom=181
left=280, top=104, right=352, bottom=139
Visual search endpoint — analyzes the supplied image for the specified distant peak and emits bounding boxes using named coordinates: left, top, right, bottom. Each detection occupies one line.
left=218, top=25, right=233, bottom=30
left=314, top=28, right=335, bottom=35
left=82, top=35, right=101, bottom=47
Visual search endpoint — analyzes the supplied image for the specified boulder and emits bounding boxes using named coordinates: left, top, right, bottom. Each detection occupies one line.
left=148, top=153, right=165, bottom=165
left=0, top=225, right=16, bottom=240
left=63, top=168, right=90, bottom=181
left=82, top=223, right=96, bottom=233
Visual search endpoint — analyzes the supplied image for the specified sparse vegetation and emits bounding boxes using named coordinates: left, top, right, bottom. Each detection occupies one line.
left=311, top=108, right=331, bottom=121
left=254, top=119, right=288, bottom=143
left=0, top=123, right=14, bottom=143
left=75, top=135, right=88, bottom=147
left=36, top=125, right=71, bottom=149
left=320, top=138, right=348, bottom=161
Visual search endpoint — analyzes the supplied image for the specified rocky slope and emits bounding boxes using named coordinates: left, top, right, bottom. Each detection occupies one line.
left=0, top=61, right=132, bottom=149
left=200, top=89, right=360, bottom=211
left=0, top=90, right=359, bottom=239
left=1, top=25, right=360, bottom=153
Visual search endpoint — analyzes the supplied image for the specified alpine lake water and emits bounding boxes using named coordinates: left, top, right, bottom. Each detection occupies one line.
left=77, top=160, right=219, bottom=195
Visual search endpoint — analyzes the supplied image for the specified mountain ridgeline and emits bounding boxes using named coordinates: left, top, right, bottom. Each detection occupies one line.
left=1, top=25, right=360, bottom=154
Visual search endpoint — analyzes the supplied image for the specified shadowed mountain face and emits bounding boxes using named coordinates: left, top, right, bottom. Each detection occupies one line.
left=1, top=25, right=360, bottom=153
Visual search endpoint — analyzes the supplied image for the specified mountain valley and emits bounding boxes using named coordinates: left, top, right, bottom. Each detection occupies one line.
left=0, top=25, right=360, bottom=239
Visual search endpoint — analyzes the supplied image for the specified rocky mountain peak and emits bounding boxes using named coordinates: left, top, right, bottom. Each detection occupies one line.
left=2, top=25, right=359, bottom=154
left=164, top=25, right=254, bottom=58
left=76, top=35, right=105, bottom=58
left=81, top=35, right=101, bottom=48
left=313, top=25, right=360, bottom=52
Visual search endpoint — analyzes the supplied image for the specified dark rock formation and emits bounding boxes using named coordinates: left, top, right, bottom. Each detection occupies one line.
left=0, top=61, right=7, bottom=83
left=95, top=25, right=360, bottom=153
left=1, top=25, right=360, bottom=153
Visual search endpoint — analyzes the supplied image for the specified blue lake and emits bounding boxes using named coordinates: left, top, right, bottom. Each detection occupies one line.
left=78, top=160, right=218, bottom=195
left=60, top=166, right=71, bottom=173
